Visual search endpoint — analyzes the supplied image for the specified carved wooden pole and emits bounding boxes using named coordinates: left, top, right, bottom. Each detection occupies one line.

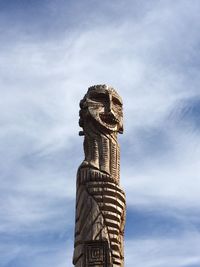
left=73, top=85, right=126, bottom=267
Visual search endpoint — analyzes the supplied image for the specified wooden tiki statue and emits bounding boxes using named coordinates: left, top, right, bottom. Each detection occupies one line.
left=73, top=84, right=126, bottom=267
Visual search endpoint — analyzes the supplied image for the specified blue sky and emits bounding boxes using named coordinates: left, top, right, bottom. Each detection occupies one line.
left=1, top=0, right=200, bottom=266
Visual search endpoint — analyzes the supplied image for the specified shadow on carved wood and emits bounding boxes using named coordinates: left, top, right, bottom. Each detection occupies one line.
left=73, top=84, right=126, bottom=267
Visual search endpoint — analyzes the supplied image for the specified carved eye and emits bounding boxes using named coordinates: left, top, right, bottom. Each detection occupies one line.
left=90, top=93, right=107, bottom=102
left=113, top=97, right=122, bottom=107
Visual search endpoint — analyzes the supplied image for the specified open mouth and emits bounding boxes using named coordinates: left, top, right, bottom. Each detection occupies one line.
left=100, top=113, right=118, bottom=125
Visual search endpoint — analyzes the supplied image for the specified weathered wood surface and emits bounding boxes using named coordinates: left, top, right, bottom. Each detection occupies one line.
left=73, top=85, right=126, bottom=267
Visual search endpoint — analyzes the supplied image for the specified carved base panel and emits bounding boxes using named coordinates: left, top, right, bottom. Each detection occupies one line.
left=85, top=241, right=109, bottom=267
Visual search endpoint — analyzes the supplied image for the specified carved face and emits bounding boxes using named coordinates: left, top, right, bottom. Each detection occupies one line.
left=80, top=85, right=123, bottom=133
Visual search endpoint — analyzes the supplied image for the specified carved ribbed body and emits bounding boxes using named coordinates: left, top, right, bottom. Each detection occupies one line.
left=73, top=85, right=126, bottom=267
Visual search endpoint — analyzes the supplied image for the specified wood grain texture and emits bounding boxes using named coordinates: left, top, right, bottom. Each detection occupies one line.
left=73, top=85, right=126, bottom=267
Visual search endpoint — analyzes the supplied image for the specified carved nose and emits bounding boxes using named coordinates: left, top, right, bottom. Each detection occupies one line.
left=107, top=104, right=111, bottom=113
left=107, top=94, right=112, bottom=112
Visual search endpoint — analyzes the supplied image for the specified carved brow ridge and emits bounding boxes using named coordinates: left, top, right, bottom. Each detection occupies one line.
left=89, top=91, right=123, bottom=106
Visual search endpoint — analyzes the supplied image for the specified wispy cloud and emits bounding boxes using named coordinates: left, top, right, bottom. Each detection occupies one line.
left=125, top=232, right=200, bottom=267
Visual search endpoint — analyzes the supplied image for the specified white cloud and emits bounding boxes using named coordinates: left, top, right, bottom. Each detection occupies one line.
left=125, top=232, right=200, bottom=267
left=123, top=125, right=200, bottom=208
